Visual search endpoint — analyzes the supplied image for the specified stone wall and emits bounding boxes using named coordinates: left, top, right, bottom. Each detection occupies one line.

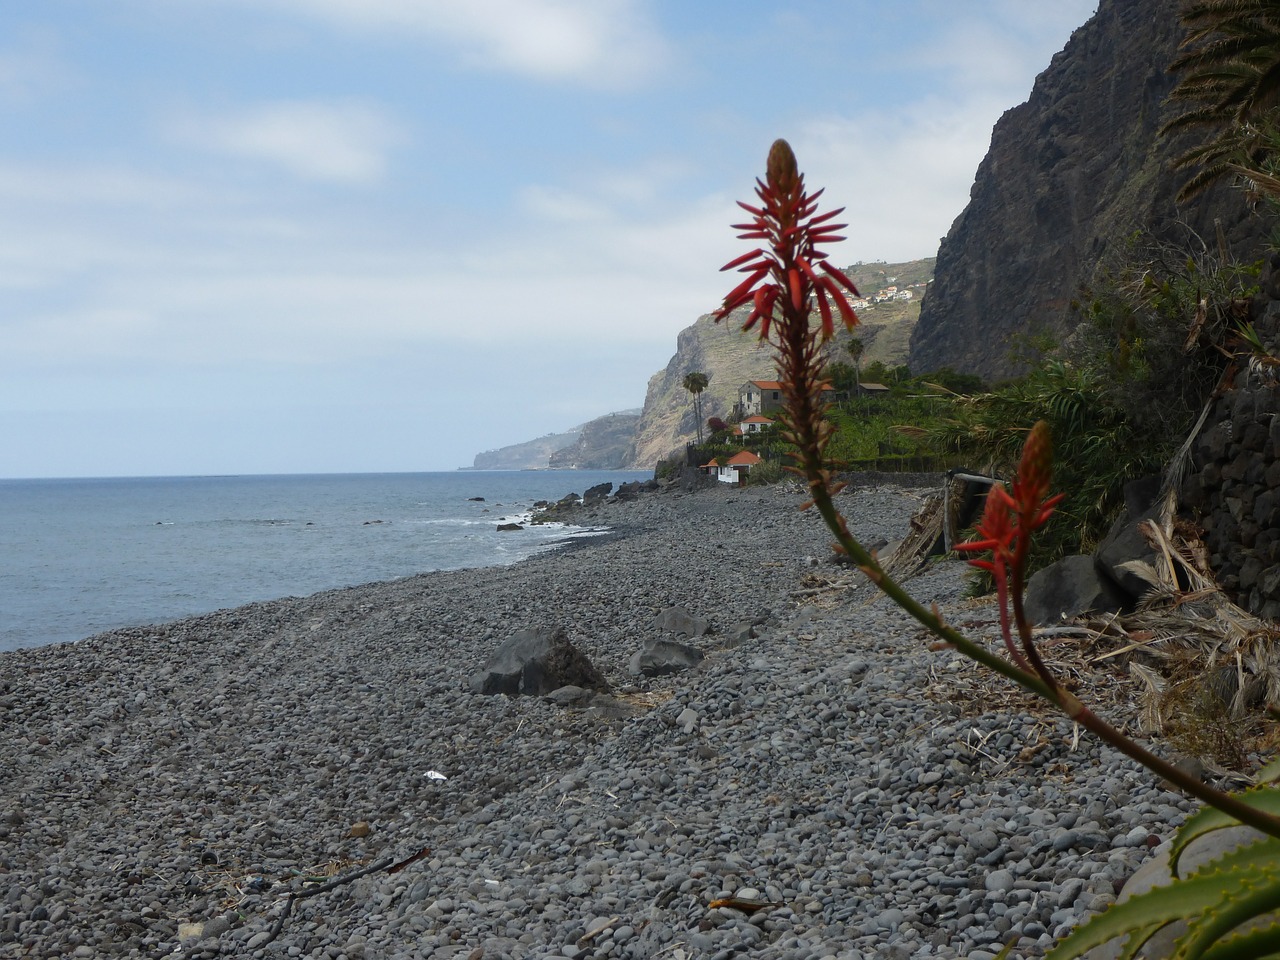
left=1179, top=254, right=1280, bottom=620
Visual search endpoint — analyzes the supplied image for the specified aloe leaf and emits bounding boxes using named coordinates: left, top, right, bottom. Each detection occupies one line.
left=1172, top=790, right=1280, bottom=875
left=1046, top=864, right=1280, bottom=960
left=1253, top=757, right=1280, bottom=786
left=1047, top=916, right=1167, bottom=960
left=1200, top=918, right=1280, bottom=960
left=1176, top=877, right=1280, bottom=959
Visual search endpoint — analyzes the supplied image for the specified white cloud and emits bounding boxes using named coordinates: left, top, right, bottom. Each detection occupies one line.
left=908, top=1, right=1098, bottom=101
left=518, top=184, right=611, bottom=223
left=223, top=0, right=670, bottom=88
left=170, top=99, right=403, bottom=183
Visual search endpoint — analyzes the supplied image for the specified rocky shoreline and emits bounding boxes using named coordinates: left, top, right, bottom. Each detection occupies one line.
left=1, top=481, right=1194, bottom=959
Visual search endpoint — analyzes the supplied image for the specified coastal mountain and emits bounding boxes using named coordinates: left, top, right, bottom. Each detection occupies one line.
left=548, top=412, right=642, bottom=470
left=910, top=0, right=1268, bottom=381
left=624, top=260, right=933, bottom=469
left=467, top=411, right=641, bottom=471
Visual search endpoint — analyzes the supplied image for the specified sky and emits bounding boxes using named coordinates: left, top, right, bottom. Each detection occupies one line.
left=0, top=1, right=1099, bottom=478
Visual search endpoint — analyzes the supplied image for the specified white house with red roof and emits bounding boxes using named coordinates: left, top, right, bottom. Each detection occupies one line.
left=733, top=414, right=775, bottom=437
left=701, top=450, right=763, bottom=485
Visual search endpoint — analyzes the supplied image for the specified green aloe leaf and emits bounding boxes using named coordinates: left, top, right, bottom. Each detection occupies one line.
left=1199, top=918, right=1280, bottom=960
left=1172, top=790, right=1280, bottom=876
left=1045, top=866, right=1280, bottom=960
left=1176, top=874, right=1280, bottom=958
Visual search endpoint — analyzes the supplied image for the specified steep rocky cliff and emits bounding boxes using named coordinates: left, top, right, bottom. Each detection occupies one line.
left=548, top=412, right=642, bottom=470
left=469, top=429, right=581, bottom=471
left=910, top=0, right=1267, bottom=380
left=625, top=260, right=932, bottom=468
left=468, top=410, right=640, bottom=470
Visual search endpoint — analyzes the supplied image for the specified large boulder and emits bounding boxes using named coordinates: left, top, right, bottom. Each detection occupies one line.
left=469, top=627, right=608, bottom=697
left=582, top=482, right=612, bottom=504
left=628, top=638, right=705, bottom=677
left=1024, top=554, right=1129, bottom=625
left=1094, top=475, right=1165, bottom=602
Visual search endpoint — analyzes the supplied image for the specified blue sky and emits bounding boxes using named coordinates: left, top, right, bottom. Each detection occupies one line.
left=1, top=1, right=1097, bottom=478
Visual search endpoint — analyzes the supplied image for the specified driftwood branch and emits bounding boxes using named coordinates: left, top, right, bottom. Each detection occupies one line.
left=257, top=846, right=431, bottom=950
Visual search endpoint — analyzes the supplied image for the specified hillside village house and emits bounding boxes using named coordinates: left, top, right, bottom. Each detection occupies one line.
left=700, top=450, right=763, bottom=485
left=736, top=380, right=835, bottom=418
left=733, top=415, right=774, bottom=437
left=737, top=380, right=784, bottom=417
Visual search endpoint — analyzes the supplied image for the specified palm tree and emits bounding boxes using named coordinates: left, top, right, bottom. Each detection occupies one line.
left=1162, top=1, right=1280, bottom=202
left=682, top=371, right=710, bottom=444
left=846, top=337, right=865, bottom=393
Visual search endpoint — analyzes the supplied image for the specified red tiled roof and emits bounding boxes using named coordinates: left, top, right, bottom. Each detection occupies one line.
left=726, top=450, right=763, bottom=466
left=742, top=415, right=774, bottom=424
left=745, top=381, right=832, bottom=392
left=700, top=459, right=721, bottom=468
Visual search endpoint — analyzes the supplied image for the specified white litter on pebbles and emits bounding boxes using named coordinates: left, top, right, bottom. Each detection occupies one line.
left=0, top=481, right=1192, bottom=959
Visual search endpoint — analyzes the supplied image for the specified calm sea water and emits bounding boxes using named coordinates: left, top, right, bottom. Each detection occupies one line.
left=0, top=470, right=650, bottom=652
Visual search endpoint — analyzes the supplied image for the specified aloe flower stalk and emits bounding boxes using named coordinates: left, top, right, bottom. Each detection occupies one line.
left=714, top=139, right=860, bottom=508
left=716, top=140, right=1280, bottom=842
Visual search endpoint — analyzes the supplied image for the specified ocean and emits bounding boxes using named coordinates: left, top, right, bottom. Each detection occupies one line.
left=0, top=470, right=650, bottom=652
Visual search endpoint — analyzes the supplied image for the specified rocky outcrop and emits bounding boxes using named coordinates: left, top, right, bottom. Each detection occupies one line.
left=910, top=0, right=1267, bottom=381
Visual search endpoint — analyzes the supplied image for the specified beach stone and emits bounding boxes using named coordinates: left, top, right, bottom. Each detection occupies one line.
left=468, top=627, right=609, bottom=696
left=653, top=607, right=711, bottom=637
left=628, top=638, right=704, bottom=677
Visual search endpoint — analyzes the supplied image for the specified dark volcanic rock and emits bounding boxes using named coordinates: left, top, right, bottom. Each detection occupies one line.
left=628, top=638, right=705, bottom=677
left=469, top=626, right=609, bottom=696
left=910, top=0, right=1267, bottom=381
left=1095, top=476, right=1165, bottom=602
left=1024, top=554, right=1129, bottom=625
left=652, top=606, right=711, bottom=638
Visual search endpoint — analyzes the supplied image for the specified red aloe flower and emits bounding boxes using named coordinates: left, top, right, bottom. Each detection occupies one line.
left=1008, top=420, right=1066, bottom=536
left=955, top=421, right=1065, bottom=674
left=954, top=483, right=1016, bottom=577
left=714, top=139, right=861, bottom=341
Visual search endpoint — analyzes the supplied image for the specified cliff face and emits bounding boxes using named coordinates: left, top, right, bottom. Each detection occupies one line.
left=468, top=410, right=640, bottom=470
left=625, top=260, right=932, bottom=468
left=469, top=430, right=581, bottom=470
left=909, top=0, right=1266, bottom=380
left=548, top=412, right=641, bottom=470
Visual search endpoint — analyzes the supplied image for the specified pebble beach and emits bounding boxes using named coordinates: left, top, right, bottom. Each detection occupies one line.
left=0, top=480, right=1196, bottom=959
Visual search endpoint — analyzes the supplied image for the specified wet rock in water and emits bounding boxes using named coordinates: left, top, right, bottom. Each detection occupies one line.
left=496, top=522, right=523, bottom=532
